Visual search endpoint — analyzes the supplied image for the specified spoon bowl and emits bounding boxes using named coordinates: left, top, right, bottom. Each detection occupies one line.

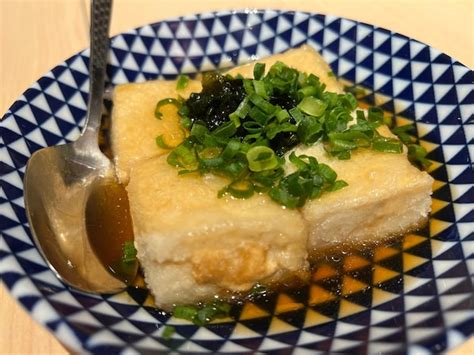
left=23, top=0, right=133, bottom=294
left=24, top=143, right=126, bottom=293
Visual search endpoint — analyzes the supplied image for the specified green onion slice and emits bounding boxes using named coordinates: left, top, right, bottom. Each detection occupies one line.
left=155, top=98, right=181, bottom=119
left=162, top=326, right=175, bottom=340
left=225, top=180, right=255, bottom=199
left=297, top=97, right=328, bottom=117
left=275, top=108, right=290, bottom=122
left=253, top=63, right=265, bottom=80
left=328, top=179, right=348, bottom=191
left=253, top=80, right=268, bottom=99
left=173, top=305, right=199, bottom=322
left=155, top=135, right=175, bottom=149
left=176, top=74, right=189, bottom=90
left=221, top=139, right=241, bottom=160
left=248, top=93, right=276, bottom=114
left=212, top=121, right=237, bottom=138
left=372, top=136, right=403, bottom=153
left=408, top=144, right=432, bottom=169
left=122, top=241, right=137, bottom=264
left=246, top=146, right=279, bottom=172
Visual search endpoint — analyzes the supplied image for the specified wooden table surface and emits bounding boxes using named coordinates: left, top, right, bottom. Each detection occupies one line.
left=1, top=0, right=473, bottom=353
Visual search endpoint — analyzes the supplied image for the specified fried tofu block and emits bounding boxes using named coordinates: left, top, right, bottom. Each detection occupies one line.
left=225, top=44, right=343, bottom=93
left=111, top=80, right=202, bottom=183
left=287, top=126, right=434, bottom=255
left=113, top=45, right=433, bottom=309
left=126, top=156, right=308, bottom=310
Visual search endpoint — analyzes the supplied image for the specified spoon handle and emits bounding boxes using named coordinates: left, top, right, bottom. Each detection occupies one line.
left=80, top=0, right=113, bottom=145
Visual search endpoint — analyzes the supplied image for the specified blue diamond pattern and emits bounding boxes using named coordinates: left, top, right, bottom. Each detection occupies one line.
left=1, top=10, right=473, bottom=354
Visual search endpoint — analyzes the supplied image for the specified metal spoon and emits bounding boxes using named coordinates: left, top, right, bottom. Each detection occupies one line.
left=24, top=0, right=135, bottom=293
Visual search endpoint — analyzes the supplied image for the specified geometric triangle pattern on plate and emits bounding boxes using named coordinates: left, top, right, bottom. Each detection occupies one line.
left=1, top=10, right=473, bottom=354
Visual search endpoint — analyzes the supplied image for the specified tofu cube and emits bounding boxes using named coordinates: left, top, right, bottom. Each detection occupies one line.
left=126, top=157, right=308, bottom=310
left=288, top=126, right=433, bottom=255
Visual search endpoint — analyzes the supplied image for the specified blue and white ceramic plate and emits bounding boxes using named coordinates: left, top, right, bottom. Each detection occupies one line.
left=1, top=10, right=473, bottom=353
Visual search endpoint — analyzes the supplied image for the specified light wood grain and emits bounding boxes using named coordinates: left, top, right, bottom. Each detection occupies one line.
left=1, top=1, right=87, bottom=352
left=0, top=0, right=88, bottom=115
left=1, top=0, right=473, bottom=353
left=91, top=0, right=474, bottom=68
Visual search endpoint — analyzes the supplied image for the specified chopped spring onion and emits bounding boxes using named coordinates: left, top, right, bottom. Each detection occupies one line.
left=297, top=116, right=323, bottom=144
left=389, top=124, right=432, bottom=169
left=265, top=122, right=297, bottom=140
left=344, top=84, right=367, bottom=98
left=408, top=144, right=432, bottom=169
left=269, top=152, right=347, bottom=208
left=212, top=121, right=237, bottom=138
left=173, top=302, right=231, bottom=326
left=253, top=62, right=265, bottom=80
left=372, top=136, right=403, bottom=153
left=242, top=120, right=263, bottom=134
left=246, top=146, right=279, bottom=172
left=298, top=86, right=319, bottom=98
left=221, top=180, right=255, bottom=199
left=173, top=304, right=199, bottom=322
left=221, top=139, right=241, bottom=160
left=289, top=107, right=305, bottom=123
left=243, top=78, right=254, bottom=95
left=367, top=107, right=384, bottom=124
left=176, top=74, right=189, bottom=90
left=328, top=131, right=371, bottom=148
left=156, top=135, right=175, bottom=149
left=328, top=179, right=349, bottom=191
left=297, top=97, right=328, bottom=117
left=248, top=93, right=276, bottom=114
left=229, top=96, right=251, bottom=127
left=122, top=241, right=137, bottom=264
left=275, top=108, right=290, bottom=122
left=391, top=124, right=416, bottom=145
left=155, top=98, right=181, bottom=119
left=162, top=326, right=175, bottom=340
left=232, top=96, right=251, bottom=118
left=253, top=80, right=268, bottom=99
left=180, top=116, right=193, bottom=129
left=319, top=163, right=337, bottom=183
left=166, top=139, right=197, bottom=168
left=248, top=106, right=269, bottom=125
